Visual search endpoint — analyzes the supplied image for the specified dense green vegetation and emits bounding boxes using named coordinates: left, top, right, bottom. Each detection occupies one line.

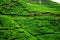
left=0, top=0, right=60, bottom=40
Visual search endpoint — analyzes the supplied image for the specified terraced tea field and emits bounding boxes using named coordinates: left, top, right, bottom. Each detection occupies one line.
left=0, top=0, right=60, bottom=40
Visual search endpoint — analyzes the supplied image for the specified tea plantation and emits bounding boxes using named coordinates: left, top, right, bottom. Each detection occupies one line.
left=0, top=0, right=60, bottom=40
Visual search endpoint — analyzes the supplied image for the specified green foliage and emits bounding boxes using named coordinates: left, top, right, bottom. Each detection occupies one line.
left=0, top=15, right=37, bottom=40
left=0, top=15, right=20, bottom=28
left=37, top=34, right=60, bottom=40
left=0, top=0, right=60, bottom=15
left=14, top=16, right=60, bottom=34
left=0, top=0, right=11, bottom=5
left=41, top=0, right=60, bottom=14
left=0, top=0, right=60, bottom=40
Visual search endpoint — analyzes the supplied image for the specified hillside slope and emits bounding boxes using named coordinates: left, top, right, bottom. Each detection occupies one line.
left=0, top=0, right=60, bottom=15
left=0, top=0, right=60, bottom=40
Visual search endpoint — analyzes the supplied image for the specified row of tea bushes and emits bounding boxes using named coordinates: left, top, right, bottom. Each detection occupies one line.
left=0, top=15, right=37, bottom=40
left=13, top=16, right=60, bottom=40
left=0, top=15, right=60, bottom=40
left=0, top=0, right=60, bottom=15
